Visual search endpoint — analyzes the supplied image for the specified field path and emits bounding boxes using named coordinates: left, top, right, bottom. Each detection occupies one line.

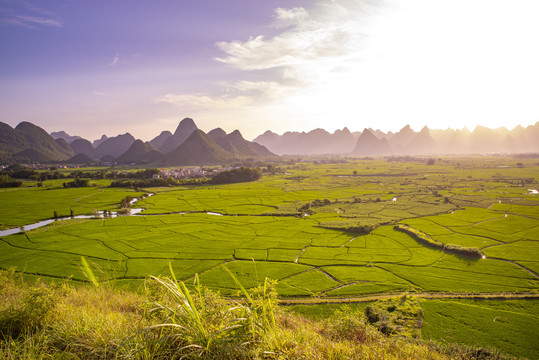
left=278, top=292, right=539, bottom=305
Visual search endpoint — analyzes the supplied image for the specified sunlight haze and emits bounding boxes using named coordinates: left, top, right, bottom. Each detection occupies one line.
left=1, top=0, right=538, bottom=141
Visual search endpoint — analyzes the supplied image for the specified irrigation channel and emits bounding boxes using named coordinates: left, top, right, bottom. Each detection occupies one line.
left=278, top=292, right=539, bottom=306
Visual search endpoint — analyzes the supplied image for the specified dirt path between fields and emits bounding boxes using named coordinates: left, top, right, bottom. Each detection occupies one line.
left=278, top=292, right=539, bottom=305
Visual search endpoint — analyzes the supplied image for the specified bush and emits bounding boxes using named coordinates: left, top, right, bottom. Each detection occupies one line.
left=212, top=167, right=262, bottom=184
left=0, top=269, right=59, bottom=338
left=0, top=174, right=22, bottom=188
left=394, top=225, right=484, bottom=259
left=63, top=178, right=90, bottom=188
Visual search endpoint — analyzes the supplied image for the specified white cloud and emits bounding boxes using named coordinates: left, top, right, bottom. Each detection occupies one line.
left=108, top=54, right=120, bottom=66
left=0, top=2, right=63, bottom=28
left=154, top=0, right=538, bottom=136
left=273, top=7, right=308, bottom=28
left=2, top=15, right=62, bottom=28
left=154, top=93, right=252, bottom=109
left=215, top=3, right=362, bottom=73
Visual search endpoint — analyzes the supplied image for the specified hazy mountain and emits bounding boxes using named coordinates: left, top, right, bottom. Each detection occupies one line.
left=512, top=122, right=539, bottom=152
left=502, top=134, right=519, bottom=153
left=250, top=142, right=277, bottom=158
left=216, top=130, right=276, bottom=158
left=94, top=133, right=136, bottom=159
left=65, top=153, right=95, bottom=164
left=92, top=135, right=109, bottom=147
left=116, top=139, right=163, bottom=164
left=406, top=126, right=438, bottom=154
left=100, top=154, right=116, bottom=163
left=70, top=138, right=95, bottom=158
left=161, top=117, right=198, bottom=153
left=164, top=129, right=231, bottom=166
left=149, top=131, right=172, bottom=150
left=443, top=129, right=468, bottom=154
left=331, top=127, right=356, bottom=153
left=468, top=126, right=502, bottom=153
left=389, top=125, right=416, bottom=149
left=207, top=127, right=227, bottom=141
left=352, top=128, right=391, bottom=155
left=253, top=127, right=356, bottom=155
left=50, top=131, right=81, bottom=143
left=55, top=138, right=73, bottom=155
left=252, top=130, right=280, bottom=152
left=0, top=121, right=74, bottom=162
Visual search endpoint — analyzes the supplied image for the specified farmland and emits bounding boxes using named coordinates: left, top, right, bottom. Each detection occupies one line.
left=0, top=156, right=538, bottom=358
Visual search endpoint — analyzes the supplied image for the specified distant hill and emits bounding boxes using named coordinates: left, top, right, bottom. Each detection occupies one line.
left=93, top=133, right=136, bottom=159
left=216, top=130, right=276, bottom=158
left=116, top=140, right=163, bottom=164
left=352, top=128, right=390, bottom=155
left=161, top=118, right=198, bottom=153
left=149, top=131, right=172, bottom=150
left=0, top=121, right=74, bottom=162
left=207, top=128, right=227, bottom=141
left=3, top=119, right=539, bottom=164
left=70, top=138, right=96, bottom=158
left=406, top=126, right=438, bottom=154
left=92, top=135, right=109, bottom=148
left=100, top=154, right=116, bottom=163
left=50, top=131, right=81, bottom=143
left=164, top=129, right=231, bottom=166
left=55, top=138, right=73, bottom=155
left=253, top=127, right=356, bottom=155
left=65, top=153, right=95, bottom=164
left=255, top=122, right=539, bottom=155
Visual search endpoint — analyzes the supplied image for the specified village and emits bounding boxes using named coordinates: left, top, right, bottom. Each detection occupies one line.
left=155, top=166, right=240, bottom=180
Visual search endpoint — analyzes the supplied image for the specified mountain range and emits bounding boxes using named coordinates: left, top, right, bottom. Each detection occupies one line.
left=254, top=123, right=539, bottom=155
left=0, top=118, right=276, bottom=165
left=1, top=119, right=538, bottom=164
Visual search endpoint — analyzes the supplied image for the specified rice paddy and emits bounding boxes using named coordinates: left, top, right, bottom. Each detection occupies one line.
left=1, top=157, right=537, bottom=297
left=1, top=156, right=538, bottom=359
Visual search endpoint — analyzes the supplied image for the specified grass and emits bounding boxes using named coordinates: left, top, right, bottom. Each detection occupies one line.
left=421, top=299, right=539, bottom=359
left=1, top=267, right=525, bottom=360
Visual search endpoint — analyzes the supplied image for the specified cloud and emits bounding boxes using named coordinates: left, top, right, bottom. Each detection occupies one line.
left=155, top=1, right=373, bottom=121
left=0, top=2, right=63, bottom=28
left=108, top=54, right=121, bottom=66
left=93, top=91, right=109, bottom=96
left=154, top=94, right=252, bottom=109
left=215, top=2, right=367, bottom=73
left=1, top=15, right=62, bottom=28
left=273, top=7, right=308, bottom=28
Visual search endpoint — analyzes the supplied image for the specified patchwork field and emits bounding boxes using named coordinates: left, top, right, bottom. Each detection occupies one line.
left=1, top=156, right=538, bottom=358
left=422, top=299, right=539, bottom=359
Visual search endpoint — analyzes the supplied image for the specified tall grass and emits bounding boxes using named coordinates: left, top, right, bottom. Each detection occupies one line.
left=140, top=264, right=281, bottom=358
left=0, top=267, right=518, bottom=359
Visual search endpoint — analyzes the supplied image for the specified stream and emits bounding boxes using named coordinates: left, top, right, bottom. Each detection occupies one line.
left=0, top=194, right=152, bottom=237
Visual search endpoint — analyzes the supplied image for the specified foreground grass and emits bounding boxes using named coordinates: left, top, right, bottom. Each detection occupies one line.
left=0, top=269, right=521, bottom=360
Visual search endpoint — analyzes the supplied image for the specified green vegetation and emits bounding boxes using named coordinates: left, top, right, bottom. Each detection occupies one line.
left=212, top=166, right=262, bottom=184
left=0, top=156, right=538, bottom=358
left=394, top=224, right=485, bottom=258
left=422, top=299, right=539, bottom=360
left=0, top=174, right=21, bottom=188
left=0, top=181, right=144, bottom=229
left=1, top=268, right=523, bottom=360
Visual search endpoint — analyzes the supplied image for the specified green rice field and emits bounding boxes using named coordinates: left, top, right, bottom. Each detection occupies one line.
left=1, top=156, right=538, bottom=358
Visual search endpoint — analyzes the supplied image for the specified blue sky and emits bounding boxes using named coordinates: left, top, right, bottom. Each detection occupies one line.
left=1, top=0, right=538, bottom=141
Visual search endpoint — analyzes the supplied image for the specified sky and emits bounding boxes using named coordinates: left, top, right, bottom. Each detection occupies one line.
left=1, top=0, right=538, bottom=141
